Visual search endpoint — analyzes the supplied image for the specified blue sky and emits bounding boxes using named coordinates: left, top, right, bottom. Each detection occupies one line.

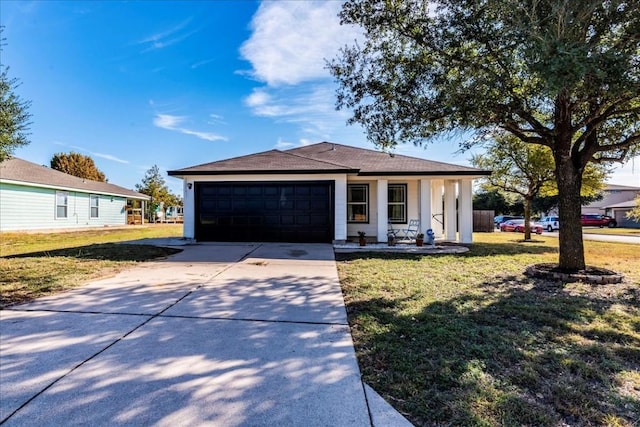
left=2, top=0, right=638, bottom=194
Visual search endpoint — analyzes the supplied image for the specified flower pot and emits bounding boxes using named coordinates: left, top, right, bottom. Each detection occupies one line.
left=359, top=237, right=367, bottom=246
left=416, top=239, right=424, bottom=247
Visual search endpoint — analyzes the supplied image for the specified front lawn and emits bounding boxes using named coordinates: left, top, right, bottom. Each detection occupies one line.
left=336, top=233, right=639, bottom=426
left=0, top=225, right=183, bottom=307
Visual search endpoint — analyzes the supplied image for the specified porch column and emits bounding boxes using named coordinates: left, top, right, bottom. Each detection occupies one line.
left=334, top=176, right=347, bottom=242
left=141, top=200, right=145, bottom=225
left=458, top=179, right=473, bottom=243
left=444, top=180, right=457, bottom=241
left=430, top=179, right=444, bottom=237
left=420, top=179, right=432, bottom=235
left=377, top=179, right=388, bottom=242
left=183, top=180, right=195, bottom=239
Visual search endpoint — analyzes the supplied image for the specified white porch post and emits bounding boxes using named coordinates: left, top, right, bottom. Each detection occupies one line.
left=420, top=179, right=432, bottom=234
left=334, top=176, right=347, bottom=242
left=430, top=179, right=444, bottom=237
left=183, top=180, right=195, bottom=239
left=377, top=179, right=388, bottom=242
left=444, top=180, right=457, bottom=241
left=458, top=179, right=473, bottom=243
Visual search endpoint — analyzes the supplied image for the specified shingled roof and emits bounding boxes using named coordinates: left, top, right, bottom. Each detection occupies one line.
left=0, top=157, right=150, bottom=200
left=168, top=142, right=490, bottom=176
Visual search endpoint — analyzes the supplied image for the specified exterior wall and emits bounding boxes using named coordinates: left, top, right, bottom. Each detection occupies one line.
left=613, top=208, right=640, bottom=228
left=582, top=189, right=640, bottom=214
left=179, top=173, right=481, bottom=243
left=0, top=182, right=127, bottom=231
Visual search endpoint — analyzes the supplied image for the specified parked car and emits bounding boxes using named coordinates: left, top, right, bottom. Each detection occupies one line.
left=581, top=214, right=617, bottom=228
left=540, top=216, right=560, bottom=232
left=500, top=219, right=543, bottom=234
left=494, top=215, right=524, bottom=229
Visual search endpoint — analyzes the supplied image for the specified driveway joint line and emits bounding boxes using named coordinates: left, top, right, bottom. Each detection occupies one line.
left=0, top=288, right=196, bottom=425
left=360, top=380, right=375, bottom=427
left=156, top=313, right=349, bottom=326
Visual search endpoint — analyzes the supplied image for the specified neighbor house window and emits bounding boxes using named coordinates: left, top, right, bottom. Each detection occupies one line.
left=388, top=184, right=407, bottom=223
left=90, top=195, right=99, bottom=218
left=347, top=184, right=369, bottom=223
left=56, top=191, right=68, bottom=219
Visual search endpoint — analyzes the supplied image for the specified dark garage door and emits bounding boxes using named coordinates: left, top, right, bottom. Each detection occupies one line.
left=195, top=181, right=334, bottom=243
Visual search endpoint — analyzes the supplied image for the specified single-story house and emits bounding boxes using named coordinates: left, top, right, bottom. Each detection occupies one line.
left=582, top=184, right=640, bottom=215
left=168, top=142, right=491, bottom=244
left=0, top=157, right=150, bottom=232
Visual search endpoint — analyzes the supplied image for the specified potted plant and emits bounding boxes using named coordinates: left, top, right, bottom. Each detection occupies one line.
left=358, top=231, right=367, bottom=246
left=415, top=233, right=424, bottom=247
left=387, top=231, right=397, bottom=246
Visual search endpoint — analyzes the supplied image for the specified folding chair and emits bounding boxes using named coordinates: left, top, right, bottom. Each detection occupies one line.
left=400, top=219, right=420, bottom=240
left=388, top=222, right=400, bottom=238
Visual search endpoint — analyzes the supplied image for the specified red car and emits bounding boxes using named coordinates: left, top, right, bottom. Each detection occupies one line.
left=500, top=219, right=543, bottom=234
left=581, top=214, right=617, bottom=228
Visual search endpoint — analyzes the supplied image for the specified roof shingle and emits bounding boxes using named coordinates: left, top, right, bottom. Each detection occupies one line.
left=0, top=157, right=150, bottom=200
left=168, top=142, right=490, bottom=176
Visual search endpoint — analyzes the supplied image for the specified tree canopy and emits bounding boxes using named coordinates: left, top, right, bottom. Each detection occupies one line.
left=135, top=165, right=181, bottom=217
left=0, top=28, right=32, bottom=162
left=330, top=0, right=640, bottom=270
left=51, top=152, right=107, bottom=182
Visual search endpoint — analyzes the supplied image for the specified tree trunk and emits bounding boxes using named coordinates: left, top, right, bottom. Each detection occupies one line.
left=524, top=196, right=532, bottom=241
left=555, top=156, right=586, bottom=271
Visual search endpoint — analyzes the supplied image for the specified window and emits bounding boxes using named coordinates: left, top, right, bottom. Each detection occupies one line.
left=56, top=191, right=68, bottom=219
left=90, top=195, right=99, bottom=218
left=347, top=184, right=369, bottom=223
left=388, top=184, right=407, bottom=223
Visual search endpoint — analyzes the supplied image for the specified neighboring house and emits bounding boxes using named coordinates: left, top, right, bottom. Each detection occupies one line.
left=604, top=199, right=640, bottom=228
left=0, top=157, right=150, bottom=232
left=168, top=142, right=490, bottom=244
left=582, top=184, right=640, bottom=215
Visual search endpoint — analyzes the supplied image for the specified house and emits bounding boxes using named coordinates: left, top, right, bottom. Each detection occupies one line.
left=604, top=199, right=640, bottom=228
left=167, top=142, right=490, bottom=244
left=582, top=184, right=640, bottom=215
left=0, top=157, right=150, bottom=232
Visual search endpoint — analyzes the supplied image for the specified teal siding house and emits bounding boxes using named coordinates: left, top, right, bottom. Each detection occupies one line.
left=0, top=158, right=150, bottom=232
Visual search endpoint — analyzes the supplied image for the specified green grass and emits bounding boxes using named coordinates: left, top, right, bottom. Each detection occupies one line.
left=0, top=224, right=182, bottom=257
left=337, top=233, right=640, bottom=426
left=0, top=225, right=183, bottom=307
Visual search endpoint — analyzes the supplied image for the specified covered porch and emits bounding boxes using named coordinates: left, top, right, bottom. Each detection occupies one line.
left=342, top=177, right=474, bottom=244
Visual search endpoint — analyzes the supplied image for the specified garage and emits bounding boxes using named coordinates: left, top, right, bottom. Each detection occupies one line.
left=195, top=181, right=334, bottom=242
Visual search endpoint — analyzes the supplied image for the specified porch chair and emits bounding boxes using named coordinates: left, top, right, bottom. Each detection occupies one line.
left=400, top=219, right=421, bottom=240
left=388, top=221, right=400, bottom=239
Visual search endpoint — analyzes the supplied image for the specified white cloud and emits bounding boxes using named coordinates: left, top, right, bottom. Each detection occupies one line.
left=240, top=1, right=361, bottom=87
left=153, top=113, right=228, bottom=142
left=54, top=142, right=131, bottom=164
left=93, top=152, right=130, bottom=164
left=154, top=114, right=185, bottom=129
left=137, top=18, right=197, bottom=52
left=191, top=58, right=216, bottom=69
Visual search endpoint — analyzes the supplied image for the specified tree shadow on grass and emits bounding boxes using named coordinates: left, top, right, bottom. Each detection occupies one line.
left=346, top=276, right=640, bottom=426
left=5, top=244, right=182, bottom=262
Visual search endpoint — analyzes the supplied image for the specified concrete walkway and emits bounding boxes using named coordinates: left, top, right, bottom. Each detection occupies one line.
left=0, top=243, right=412, bottom=426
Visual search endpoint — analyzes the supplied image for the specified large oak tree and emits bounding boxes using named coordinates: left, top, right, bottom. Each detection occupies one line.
left=329, top=0, right=640, bottom=271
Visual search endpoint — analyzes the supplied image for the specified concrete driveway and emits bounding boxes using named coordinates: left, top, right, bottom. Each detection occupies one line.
left=0, top=243, right=411, bottom=426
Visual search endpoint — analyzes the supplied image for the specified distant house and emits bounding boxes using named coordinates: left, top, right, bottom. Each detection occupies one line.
left=168, top=141, right=490, bottom=244
left=581, top=183, right=640, bottom=211
left=0, top=157, right=150, bottom=232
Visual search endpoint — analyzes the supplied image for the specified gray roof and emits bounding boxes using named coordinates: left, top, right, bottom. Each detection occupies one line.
left=169, top=142, right=490, bottom=177
left=605, top=183, right=640, bottom=191
left=0, top=157, right=150, bottom=200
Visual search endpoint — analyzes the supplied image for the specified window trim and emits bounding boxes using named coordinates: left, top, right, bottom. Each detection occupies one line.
left=55, top=191, right=68, bottom=219
left=347, top=183, right=369, bottom=223
left=388, top=183, right=407, bottom=224
left=90, top=194, right=99, bottom=219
